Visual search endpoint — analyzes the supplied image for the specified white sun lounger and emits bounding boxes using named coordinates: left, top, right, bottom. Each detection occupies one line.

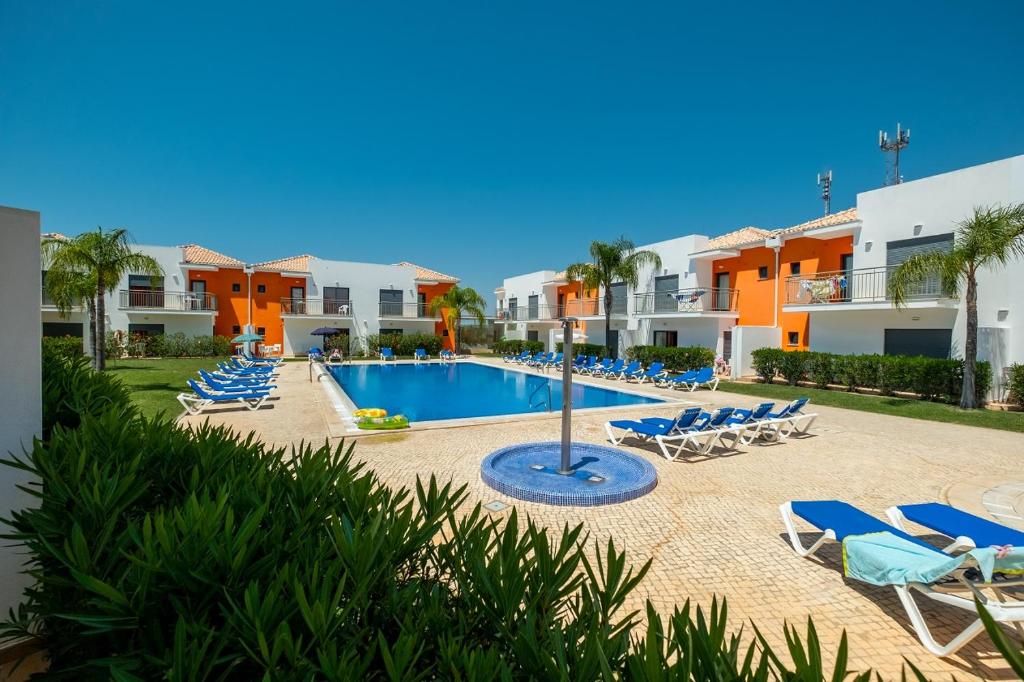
left=780, top=500, right=1024, bottom=657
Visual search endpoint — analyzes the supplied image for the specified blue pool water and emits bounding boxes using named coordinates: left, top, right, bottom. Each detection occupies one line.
left=327, top=362, right=663, bottom=422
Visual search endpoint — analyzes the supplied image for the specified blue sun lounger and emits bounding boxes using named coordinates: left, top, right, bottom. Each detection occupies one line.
left=414, top=348, right=429, bottom=361
left=199, top=370, right=275, bottom=392
left=380, top=347, right=395, bottom=361
left=652, top=407, right=737, bottom=460
left=629, top=362, right=665, bottom=384
left=593, top=358, right=624, bottom=378
left=574, top=356, right=598, bottom=374
left=655, top=369, right=698, bottom=389
left=178, top=379, right=273, bottom=415
left=611, top=360, right=642, bottom=380
left=604, top=407, right=703, bottom=449
left=886, top=502, right=1024, bottom=553
left=780, top=499, right=1024, bottom=657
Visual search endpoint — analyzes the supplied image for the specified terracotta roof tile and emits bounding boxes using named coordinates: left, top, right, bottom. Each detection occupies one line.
left=180, top=244, right=245, bottom=267
left=771, top=207, right=858, bottom=236
left=705, top=226, right=771, bottom=250
left=393, top=261, right=459, bottom=283
left=254, top=254, right=312, bottom=272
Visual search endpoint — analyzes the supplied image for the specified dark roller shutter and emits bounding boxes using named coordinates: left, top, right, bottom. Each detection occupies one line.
left=886, top=234, right=953, bottom=299
left=654, top=275, right=678, bottom=312
left=883, top=329, right=952, bottom=358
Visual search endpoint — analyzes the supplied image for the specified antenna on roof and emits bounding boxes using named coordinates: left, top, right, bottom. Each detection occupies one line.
left=817, top=170, right=833, bottom=216
left=879, top=123, right=910, bottom=185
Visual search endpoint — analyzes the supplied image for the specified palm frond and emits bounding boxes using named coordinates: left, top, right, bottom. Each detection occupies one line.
left=887, top=250, right=961, bottom=307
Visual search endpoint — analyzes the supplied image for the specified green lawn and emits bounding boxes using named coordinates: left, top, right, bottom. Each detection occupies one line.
left=717, top=380, right=1024, bottom=433
left=107, top=357, right=229, bottom=419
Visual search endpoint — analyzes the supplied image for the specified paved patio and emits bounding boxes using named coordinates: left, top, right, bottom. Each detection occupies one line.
left=180, top=358, right=1024, bottom=680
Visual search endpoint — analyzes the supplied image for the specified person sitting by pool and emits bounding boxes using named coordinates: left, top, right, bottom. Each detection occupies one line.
left=328, top=349, right=343, bottom=363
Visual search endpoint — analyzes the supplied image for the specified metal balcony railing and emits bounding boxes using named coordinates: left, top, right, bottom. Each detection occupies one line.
left=378, top=302, right=442, bottom=319
left=280, top=298, right=354, bottom=316
left=497, top=304, right=560, bottom=321
left=560, top=298, right=627, bottom=317
left=784, top=266, right=945, bottom=306
left=119, top=289, right=217, bottom=311
left=633, top=287, right=739, bottom=314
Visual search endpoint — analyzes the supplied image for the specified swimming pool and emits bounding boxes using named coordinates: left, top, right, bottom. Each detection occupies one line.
left=326, top=361, right=663, bottom=422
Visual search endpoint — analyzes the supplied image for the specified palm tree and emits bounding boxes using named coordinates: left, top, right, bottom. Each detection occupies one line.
left=888, top=204, right=1024, bottom=408
left=428, top=285, right=487, bottom=355
left=565, top=238, right=662, bottom=358
left=43, top=265, right=99, bottom=364
left=42, top=228, right=163, bottom=370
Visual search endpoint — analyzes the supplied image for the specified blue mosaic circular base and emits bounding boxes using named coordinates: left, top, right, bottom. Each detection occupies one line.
left=481, top=441, right=657, bottom=507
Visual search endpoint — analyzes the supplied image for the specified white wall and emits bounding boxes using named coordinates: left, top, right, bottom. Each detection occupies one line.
left=731, top=326, right=780, bottom=378
left=283, top=259, right=426, bottom=354
left=809, top=308, right=959, bottom=356
left=0, top=206, right=41, bottom=628
left=845, top=155, right=1024, bottom=383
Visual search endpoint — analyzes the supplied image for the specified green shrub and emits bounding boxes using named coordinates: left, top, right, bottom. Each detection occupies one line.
left=777, top=350, right=808, bottom=386
left=555, top=341, right=605, bottom=357
left=40, top=343, right=133, bottom=439
left=143, top=332, right=233, bottom=358
left=491, top=338, right=544, bottom=355
left=41, top=335, right=83, bottom=361
left=367, top=332, right=444, bottom=356
left=1009, top=363, right=1024, bottom=406
left=805, top=352, right=833, bottom=388
left=625, top=345, right=715, bottom=373
left=750, top=347, right=785, bottom=383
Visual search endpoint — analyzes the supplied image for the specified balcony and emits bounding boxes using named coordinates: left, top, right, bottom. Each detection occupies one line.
left=783, top=266, right=954, bottom=311
left=119, top=289, right=217, bottom=312
left=633, top=287, right=739, bottom=316
left=281, top=297, right=354, bottom=317
left=560, top=298, right=627, bottom=318
left=497, top=304, right=560, bottom=322
left=378, top=302, right=442, bottom=319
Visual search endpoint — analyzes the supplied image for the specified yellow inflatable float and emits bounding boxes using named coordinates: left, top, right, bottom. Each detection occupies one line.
left=356, top=414, right=410, bottom=430
left=353, top=408, right=387, bottom=418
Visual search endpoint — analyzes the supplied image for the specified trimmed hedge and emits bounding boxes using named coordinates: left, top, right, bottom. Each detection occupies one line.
left=1008, top=363, right=1024, bottom=406
left=750, top=347, right=992, bottom=404
left=366, top=332, right=444, bottom=356
left=555, top=341, right=606, bottom=357
left=625, top=345, right=716, bottom=373
left=41, top=335, right=84, bottom=361
left=492, top=338, right=545, bottom=355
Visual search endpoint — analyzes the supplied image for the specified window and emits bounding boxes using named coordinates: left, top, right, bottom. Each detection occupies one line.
left=379, top=289, right=404, bottom=316
left=527, top=295, right=539, bottom=319
left=527, top=330, right=539, bottom=342
left=757, top=266, right=769, bottom=280
left=883, top=329, right=952, bottom=359
left=128, top=323, right=165, bottom=337
left=256, top=327, right=266, bottom=336
left=128, top=274, right=164, bottom=291
left=232, top=283, right=241, bottom=293
left=787, top=331, right=799, bottom=346
left=789, top=262, right=801, bottom=276
left=257, top=284, right=266, bottom=294
left=442, top=329, right=449, bottom=336
left=653, top=330, right=678, bottom=347
left=653, top=275, right=679, bottom=313
left=379, top=328, right=403, bottom=335
left=232, top=325, right=241, bottom=334
left=507, top=297, right=518, bottom=320
left=325, top=286, right=349, bottom=304
left=609, top=282, right=627, bottom=314
left=42, top=322, right=83, bottom=338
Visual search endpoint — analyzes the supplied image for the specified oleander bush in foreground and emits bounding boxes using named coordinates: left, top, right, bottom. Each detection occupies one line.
left=750, top=347, right=991, bottom=404
left=8, top=353, right=1019, bottom=679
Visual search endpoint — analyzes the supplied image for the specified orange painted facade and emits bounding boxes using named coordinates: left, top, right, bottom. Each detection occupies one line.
left=710, top=235, right=852, bottom=350
left=556, top=282, right=597, bottom=334
left=187, top=267, right=307, bottom=351
left=416, top=282, right=456, bottom=350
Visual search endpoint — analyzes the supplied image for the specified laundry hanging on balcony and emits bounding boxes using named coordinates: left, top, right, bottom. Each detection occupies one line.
left=800, top=276, right=847, bottom=302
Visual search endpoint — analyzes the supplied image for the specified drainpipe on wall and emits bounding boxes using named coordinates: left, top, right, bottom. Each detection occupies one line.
left=765, top=237, right=782, bottom=333
left=244, top=265, right=254, bottom=354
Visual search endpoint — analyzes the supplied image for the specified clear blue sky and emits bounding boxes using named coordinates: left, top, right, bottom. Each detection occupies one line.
left=2, top=2, right=1022, bottom=309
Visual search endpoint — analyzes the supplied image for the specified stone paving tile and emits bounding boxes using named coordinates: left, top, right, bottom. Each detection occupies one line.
left=180, top=359, right=1024, bottom=680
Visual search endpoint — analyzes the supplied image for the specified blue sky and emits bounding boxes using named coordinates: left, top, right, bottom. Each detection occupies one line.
left=2, top=2, right=1022, bottom=309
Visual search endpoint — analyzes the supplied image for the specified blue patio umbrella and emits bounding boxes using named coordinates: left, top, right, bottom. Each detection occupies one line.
left=231, top=333, right=263, bottom=343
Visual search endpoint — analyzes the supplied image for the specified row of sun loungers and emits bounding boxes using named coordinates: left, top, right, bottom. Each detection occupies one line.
left=502, top=352, right=720, bottom=390
left=606, top=398, right=815, bottom=460
left=781, top=500, right=1024, bottom=657
left=379, top=347, right=457, bottom=362
left=177, top=354, right=282, bottom=415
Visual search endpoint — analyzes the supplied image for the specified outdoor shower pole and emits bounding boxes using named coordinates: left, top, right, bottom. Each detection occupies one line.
left=558, top=317, right=577, bottom=475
